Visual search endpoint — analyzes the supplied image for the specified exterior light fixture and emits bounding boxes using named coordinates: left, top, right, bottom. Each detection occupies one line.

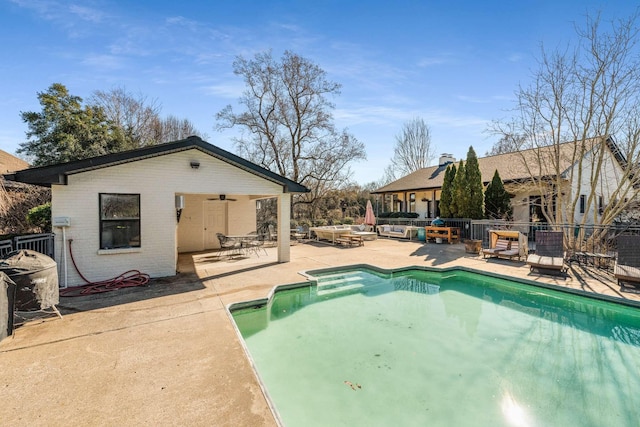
left=190, top=161, right=200, bottom=169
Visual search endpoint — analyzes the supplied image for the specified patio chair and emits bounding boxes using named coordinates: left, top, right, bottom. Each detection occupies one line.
left=268, top=225, right=278, bottom=241
left=615, top=235, right=640, bottom=291
left=482, top=238, right=510, bottom=259
left=526, top=231, right=565, bottom=275
left=290, top=226, right=307, bottom=244
left=243, top=233, right=268, bottom=257
left=216, top=233, right=242, bottom=258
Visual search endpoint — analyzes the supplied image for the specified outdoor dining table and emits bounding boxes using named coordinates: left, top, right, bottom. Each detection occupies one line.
left=225, top=235, right=262, bottom=256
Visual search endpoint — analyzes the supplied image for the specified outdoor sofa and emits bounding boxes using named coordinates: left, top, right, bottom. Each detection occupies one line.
left=310, top=225, right=377, bottom=244
left=376, top=224, right=420, bottom=239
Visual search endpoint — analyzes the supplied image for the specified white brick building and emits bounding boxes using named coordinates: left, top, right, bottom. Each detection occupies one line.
left=5, top=137, right=308, bottom=287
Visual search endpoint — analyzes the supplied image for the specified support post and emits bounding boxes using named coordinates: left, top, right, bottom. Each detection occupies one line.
left=277, top=194, right=291, bottom=262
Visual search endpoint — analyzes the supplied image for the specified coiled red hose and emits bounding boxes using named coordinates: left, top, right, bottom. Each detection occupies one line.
left=59, top=239, right=150, bottom=297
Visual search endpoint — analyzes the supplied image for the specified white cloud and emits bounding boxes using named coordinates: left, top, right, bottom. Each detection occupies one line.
left=508, top=53, right=524, bottom=62
left=417, top=56, right=449, bottom=67
left=456, top=94, right=515, bottom=104
left=201, top=82, right=244, bottom=99
left=68, top=4, right=106, bottom=22
left=81, top=54, right=125, bottom=70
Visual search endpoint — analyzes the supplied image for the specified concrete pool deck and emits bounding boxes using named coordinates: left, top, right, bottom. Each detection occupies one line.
left=2, top=238, right=639, bottom=426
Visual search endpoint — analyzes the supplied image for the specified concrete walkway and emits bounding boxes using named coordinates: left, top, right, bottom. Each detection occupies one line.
left=1, top=238, right=638, bottom=426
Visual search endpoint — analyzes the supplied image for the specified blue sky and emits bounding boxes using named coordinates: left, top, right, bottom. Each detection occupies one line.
left=1, top=0, right=637, bottom=184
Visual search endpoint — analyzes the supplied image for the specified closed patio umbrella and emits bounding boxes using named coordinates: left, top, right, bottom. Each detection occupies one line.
left=364, top=200, right=376, bottom=227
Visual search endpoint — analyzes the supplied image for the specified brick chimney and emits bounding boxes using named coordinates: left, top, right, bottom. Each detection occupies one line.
left=439, top=153, right=455, bottom=166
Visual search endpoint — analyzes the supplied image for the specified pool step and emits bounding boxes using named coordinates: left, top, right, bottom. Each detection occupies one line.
left=315, top=271, right=390, bottom=296
left=316, top=272, right=368, bottom=296
left=317, top=282, right=365, bottom=296
left=316, top=275, right=364, bottom=288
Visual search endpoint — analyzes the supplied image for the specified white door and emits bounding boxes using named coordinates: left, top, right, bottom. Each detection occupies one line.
left=204, top=201, right=226, bottom=249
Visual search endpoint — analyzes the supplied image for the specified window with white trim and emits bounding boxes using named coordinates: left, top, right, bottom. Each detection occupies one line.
left=99, top=193, right=141, bottom=249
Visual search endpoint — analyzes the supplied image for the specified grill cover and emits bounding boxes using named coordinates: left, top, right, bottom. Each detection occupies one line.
left=0, top=250, right=58, bottom=311
left=0, top=272, right=16, bottom=342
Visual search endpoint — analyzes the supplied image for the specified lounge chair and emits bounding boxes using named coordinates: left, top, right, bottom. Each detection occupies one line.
left=526, top=231, right=565, bottom=275
left=482, top=238, right=510, bottom=259
left=497, top=241, right=522, bottom=261
left=615, top=235, right=640, bottom=292
left=483, top=230, right=529, bottom=261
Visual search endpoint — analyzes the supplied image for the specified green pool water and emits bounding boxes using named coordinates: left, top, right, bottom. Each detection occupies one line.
left=231, top=268, right=640, bottom=427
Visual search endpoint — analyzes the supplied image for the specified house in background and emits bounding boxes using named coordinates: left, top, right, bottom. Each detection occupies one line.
left=0, top=149, right=29, bottom=176
left=372, top=136, right=631, bottom=225
left=4, top=136, right=308, bottom=287
left=1, top=149, right=42, bottom=236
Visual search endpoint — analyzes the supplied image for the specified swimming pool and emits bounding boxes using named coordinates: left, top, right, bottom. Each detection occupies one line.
left=231, top=267, right=640, bottom=426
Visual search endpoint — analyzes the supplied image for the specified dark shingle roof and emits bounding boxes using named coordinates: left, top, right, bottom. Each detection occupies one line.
left=3, top=136, right=309, bottom=193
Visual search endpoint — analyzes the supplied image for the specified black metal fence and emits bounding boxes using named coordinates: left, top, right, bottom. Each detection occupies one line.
left=0, top=233, right=55, bottom=259
left=470, top=220, right=640, bottom=255
left=378, top=217, right=640, bottom=257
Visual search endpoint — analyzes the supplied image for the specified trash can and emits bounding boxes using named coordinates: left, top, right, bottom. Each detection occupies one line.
left=0, top=250, right=58, bottom=311
left=417, top=227, right=426, bottom=242
left=0, top=272, right=16, bottom=342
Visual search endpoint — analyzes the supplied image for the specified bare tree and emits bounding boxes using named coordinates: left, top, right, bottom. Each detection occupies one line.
left=91, top=86, right=161, bottom=149
left=388, top=117, right=436, bottom=177
left=91, top=87, right=204, bottom=147
left=216, top=50, right=365, bottom=218
left=485, top=133, right=526, bottom=156
left=151, top=115, right=203, bottom=142
left=489, top=11, right=640, bottom=247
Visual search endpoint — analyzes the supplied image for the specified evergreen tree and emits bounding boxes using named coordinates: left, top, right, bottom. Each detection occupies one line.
left=484, top=170, right=513, bottom=219
left=464, top=146, right=484, bottom=219
left=439, top=164, right=455, bottom=217
left=449, top=160, right=465, bottom=218
left=19, top=83, right=116, bottom=166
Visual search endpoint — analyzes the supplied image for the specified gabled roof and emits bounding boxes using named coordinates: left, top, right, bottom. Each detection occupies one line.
left=0, top=149, right=29, bottom=174
left=3, top=136, right=309, bottom=193
left=372, top=136, right=622, bottom=194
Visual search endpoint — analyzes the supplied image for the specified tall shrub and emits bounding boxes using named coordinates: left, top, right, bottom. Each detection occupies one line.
left=484, top=170, right=512, bottom=219
left=439, top=164, right=456, bottom=218
left=464, top=146, right=484, bottom=219
left=450, top=160, right=466, bottom=218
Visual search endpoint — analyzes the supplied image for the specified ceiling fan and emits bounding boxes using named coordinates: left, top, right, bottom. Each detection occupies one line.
left=207, top=194, right=237, bottom=201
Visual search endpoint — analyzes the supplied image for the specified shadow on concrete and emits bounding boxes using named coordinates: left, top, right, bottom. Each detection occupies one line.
left=567, top=263, right=621, bottom=296
left=54, top=273, right=206, bottom=314
left=301, top=240, right=364, bottom=249
left=408, top=242, right=472, bottom=267
left=198, top=262, right=281, bottom=282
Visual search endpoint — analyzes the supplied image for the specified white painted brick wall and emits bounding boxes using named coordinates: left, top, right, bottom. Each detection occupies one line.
left=52, top=149, right=285, bottom=286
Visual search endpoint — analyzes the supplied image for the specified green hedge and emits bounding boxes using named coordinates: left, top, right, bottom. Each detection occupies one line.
left=377, top=212, right=419, bottom=219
